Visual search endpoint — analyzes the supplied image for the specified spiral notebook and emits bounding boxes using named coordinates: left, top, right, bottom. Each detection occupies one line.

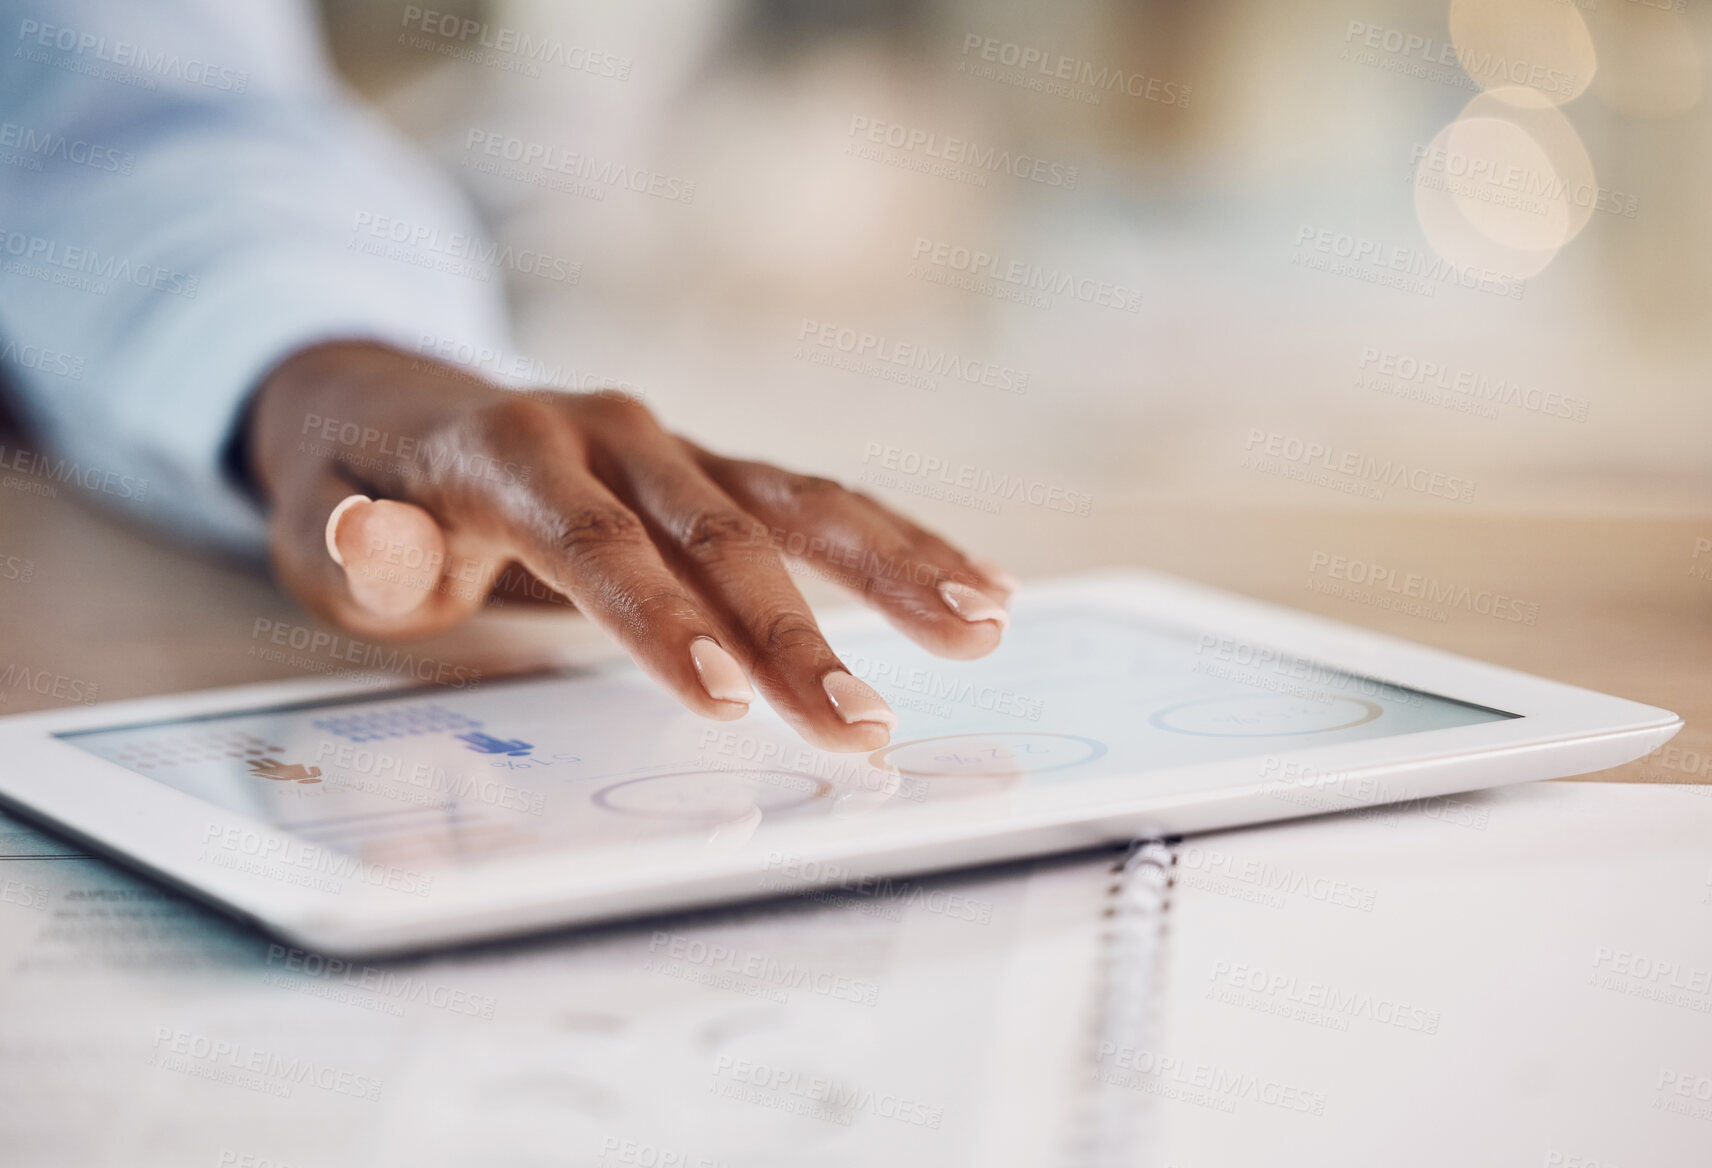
left=1071, top=782, right=1712, bottom=1168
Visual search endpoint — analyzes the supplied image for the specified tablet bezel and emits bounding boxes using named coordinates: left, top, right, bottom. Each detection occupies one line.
left=0, top=569, right=1681, bottom=956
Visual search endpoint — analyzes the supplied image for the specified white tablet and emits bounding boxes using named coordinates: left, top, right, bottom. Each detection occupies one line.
left=0, top=570, right=1680, bottom=956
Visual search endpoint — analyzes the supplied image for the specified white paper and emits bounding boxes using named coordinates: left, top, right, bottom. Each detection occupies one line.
left=0, top=805, right=1112, bottom=1167
left=1145, top=782, right=1712, bottom=1166
left=4, top=782, right=1708, bottom=1165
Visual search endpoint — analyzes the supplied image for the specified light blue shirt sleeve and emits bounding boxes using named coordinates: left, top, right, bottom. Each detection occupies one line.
left=0, top=0, right=513, bottom=558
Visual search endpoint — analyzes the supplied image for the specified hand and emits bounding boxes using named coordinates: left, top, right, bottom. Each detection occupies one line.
left=244, top=343, right=1016, bottom=752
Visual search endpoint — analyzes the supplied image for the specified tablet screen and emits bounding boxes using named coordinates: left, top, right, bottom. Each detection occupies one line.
left=56, top=606, right=1513, bottom=870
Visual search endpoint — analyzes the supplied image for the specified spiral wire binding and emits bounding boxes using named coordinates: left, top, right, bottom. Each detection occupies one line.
left=1065, top=837, right=1178, bottom=1168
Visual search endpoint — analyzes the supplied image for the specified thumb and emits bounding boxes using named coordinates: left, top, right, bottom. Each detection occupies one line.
left=327, top=494, right=444, bottom=619
left=268, top=470, right=488, bottom=637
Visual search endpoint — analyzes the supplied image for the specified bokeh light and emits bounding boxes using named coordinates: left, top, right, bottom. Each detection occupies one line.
left=1448, top=0, right=1597, bottom=105
left=1415, top=86, right=1597, bottom=278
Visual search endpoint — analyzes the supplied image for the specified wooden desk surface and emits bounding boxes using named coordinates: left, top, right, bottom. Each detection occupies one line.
left=2, top=480, right=1707, bottom=783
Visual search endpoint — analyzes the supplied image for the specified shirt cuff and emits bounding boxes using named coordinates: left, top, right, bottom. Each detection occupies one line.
left=86, top=248, right=512, bottom=562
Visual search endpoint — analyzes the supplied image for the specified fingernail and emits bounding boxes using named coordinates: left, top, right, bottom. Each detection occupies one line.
left=822, top=671, right=897, bottom=730
left=690, top=638, right=754, bottom=706
left=324, top=494, right=371, bottom=568
left=971, top=558, right=1020, bottom=595
left=939, top=580, right=1010, bottom=628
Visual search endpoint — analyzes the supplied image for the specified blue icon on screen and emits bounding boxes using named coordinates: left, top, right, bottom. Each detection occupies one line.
left=455, top=731, right=534, bottom=757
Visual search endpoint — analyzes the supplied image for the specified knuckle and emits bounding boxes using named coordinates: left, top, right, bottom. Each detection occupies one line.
left=781, top=473, right=844, bottom=509
left=552, top=503, right=645, bottom=561
left=675, top=508, right=763, bottom=559
left=753, top=609, right=825, bottom=658
left=579, top=390, right=656, bottom=429
left=476, top=395, right=564, bottom=440
left=630, top=586, right=701, bottom=626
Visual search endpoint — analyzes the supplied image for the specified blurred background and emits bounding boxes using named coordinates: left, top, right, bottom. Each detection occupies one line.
left=317, top=0, right=1711, bottom=531
left=0, top=12, right=1707, bottom=1163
